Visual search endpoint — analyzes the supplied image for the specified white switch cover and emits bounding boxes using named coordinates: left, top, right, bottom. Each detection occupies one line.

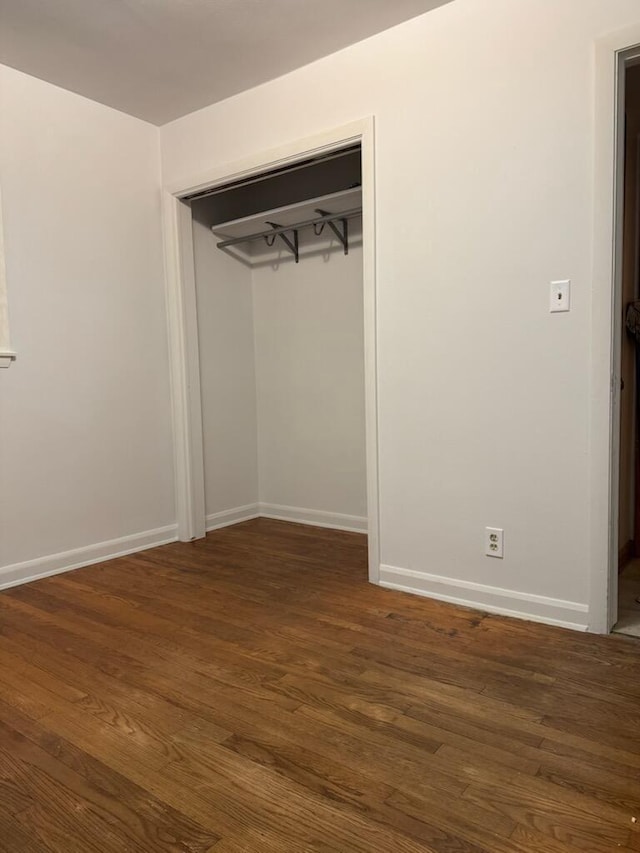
left=550, top=280, right=570, bottom=313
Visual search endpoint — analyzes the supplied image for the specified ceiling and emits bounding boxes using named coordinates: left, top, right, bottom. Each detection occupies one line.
left=0, top=0, right=451, bottom=126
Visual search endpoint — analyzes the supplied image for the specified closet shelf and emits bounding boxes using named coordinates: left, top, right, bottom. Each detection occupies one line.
left=211, top=188, right=362, bottom=264
left=216, top=207, right=360, bottom=263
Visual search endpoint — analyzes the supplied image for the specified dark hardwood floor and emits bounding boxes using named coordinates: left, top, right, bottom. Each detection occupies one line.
left=0, top=518, right=639, bottom=851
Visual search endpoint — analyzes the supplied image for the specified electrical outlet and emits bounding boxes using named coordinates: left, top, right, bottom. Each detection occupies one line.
left=550, top=280, right=570, bottom=313
left=485, top=527, right=504, bottom=558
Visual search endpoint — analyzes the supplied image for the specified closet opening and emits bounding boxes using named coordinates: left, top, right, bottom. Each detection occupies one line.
left=165, top=127, right=378, bottom=582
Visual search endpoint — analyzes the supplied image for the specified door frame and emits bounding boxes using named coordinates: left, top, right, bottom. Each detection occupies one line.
left=161, top=117, right=381, bottom=583
left=592, top=28, right=640, bottom=632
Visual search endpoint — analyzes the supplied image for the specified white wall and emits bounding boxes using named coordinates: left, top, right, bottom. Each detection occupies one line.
left=191, top=214, right=259, bottom=523
left=0, top=65, right=174, bottom=580
left=253, top=234, right=367, bottom=523
left=160, top=0, right=640, bottom=629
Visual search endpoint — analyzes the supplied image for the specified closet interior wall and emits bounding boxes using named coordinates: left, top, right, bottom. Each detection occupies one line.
left=190, top=152, right=367, bottom=531
left=191, top=214, right=258, bottom=524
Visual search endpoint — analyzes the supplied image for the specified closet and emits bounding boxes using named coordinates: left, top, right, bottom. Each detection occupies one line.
left=188, top=146, right=368, bottom=536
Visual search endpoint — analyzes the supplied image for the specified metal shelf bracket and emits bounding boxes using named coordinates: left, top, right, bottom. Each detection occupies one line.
left=313, top=209, right=349, bottom=255
left=214, top=206, right=361, bottom=263
left=265, top=221, right=299, bottom=263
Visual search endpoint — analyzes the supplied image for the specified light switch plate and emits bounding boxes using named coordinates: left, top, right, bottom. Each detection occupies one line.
left=550, top=280, right=570, bottom=313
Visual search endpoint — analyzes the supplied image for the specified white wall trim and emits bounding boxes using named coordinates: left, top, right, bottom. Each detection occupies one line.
left=206, top=502, right=367, bottom=532
left=206, top=504, right=260, bottom=531
left=0, top=182, right=16, bottom=367
left=259, top=503, right=367, bottom=533
left=162, top=118, right=380, bottom=580
left=167, top=120, right=372, bottom=199
left=161, top=192, right=206, bottom=542
left=0, top=506, right=367, bottom=594
left=0, top=525, right=178, bottom=592
left=380, top=565, right=589, bottom=632
left=591, top=25, right=640, bottom=633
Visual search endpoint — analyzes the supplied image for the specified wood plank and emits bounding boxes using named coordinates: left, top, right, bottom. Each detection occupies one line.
left=0, top=518, right=637, bottom=851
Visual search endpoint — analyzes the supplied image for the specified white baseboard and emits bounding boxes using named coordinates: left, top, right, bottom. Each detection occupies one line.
left=0, top=514, right=588, bottom=633
left=206, top=504, right=260, bottom=531
left=258, top=502, right=367, bottom=533
left=379, top=564, right=589, bottom=631
left=0, top=504, right=363, bottom=595
left=0, top=524, right=178, bottom=592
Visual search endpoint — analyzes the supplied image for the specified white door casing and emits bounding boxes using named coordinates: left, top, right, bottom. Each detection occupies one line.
left=161, top=118, right=381, bottom=582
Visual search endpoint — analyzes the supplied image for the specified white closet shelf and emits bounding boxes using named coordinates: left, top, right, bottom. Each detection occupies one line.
left=211, top=187, right=362, bottom=264
left=0, top=352, right=16, bottom=368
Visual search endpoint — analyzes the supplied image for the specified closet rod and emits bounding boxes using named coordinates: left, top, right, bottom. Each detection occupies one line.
left=214, top=207, right=362, bottom=253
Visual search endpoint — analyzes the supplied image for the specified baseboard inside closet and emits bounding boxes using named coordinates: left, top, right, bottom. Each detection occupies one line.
left=205, top=503, right=367, bottom=534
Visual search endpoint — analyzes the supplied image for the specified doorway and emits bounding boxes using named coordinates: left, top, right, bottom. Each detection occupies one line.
left=161, top=120, right=380, bottom=582
left=614, top=58, right=640, bottom=637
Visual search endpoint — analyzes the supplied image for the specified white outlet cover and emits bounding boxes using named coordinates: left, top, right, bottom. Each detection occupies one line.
left=550, top=280, right=570, bottom=313
left=485, top=527, right=504, bottom=558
